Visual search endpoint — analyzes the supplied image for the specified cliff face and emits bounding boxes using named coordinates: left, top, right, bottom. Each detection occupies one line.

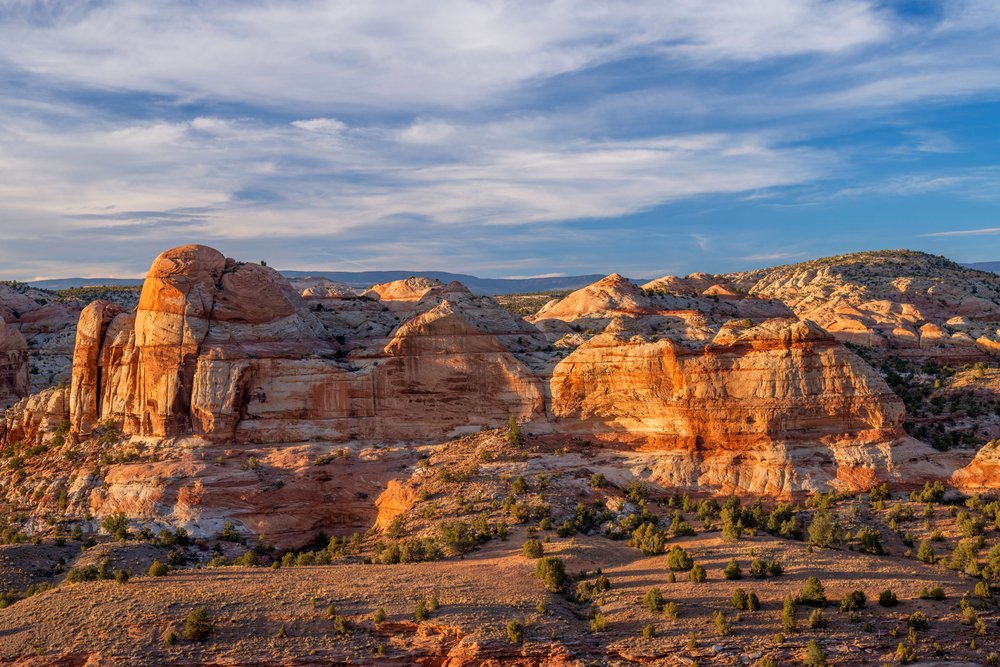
left=550, top=319, right=917, bottom=494
left=0, top=320, right=28, bottom=410
left=58, top=246, right=923, bottom=479
left=67, top=245, right=545, bottom=444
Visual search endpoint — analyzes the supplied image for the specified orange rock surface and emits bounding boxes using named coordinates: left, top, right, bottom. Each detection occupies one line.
left=2, top=245, right=983, bottom=542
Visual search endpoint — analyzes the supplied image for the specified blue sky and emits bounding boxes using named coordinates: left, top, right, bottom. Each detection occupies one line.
left=1, top=0, right=1000, bottom=280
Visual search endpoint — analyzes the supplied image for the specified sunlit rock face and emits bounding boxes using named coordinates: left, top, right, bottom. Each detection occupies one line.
left=0, top=246, right=966, bottom=546
left=549, top=319, right=917, bottom=495
left=68, top=245, right=545, bottom=444
left=59, top=248, right=930, bottom=494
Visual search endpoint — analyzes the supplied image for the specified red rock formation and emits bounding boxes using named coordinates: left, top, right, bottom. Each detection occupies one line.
left=952, top=441, right=1000, bottom=492
left=534, top=273, right=650, bottom=322
left=0, top=386, right=68, bottom=448
left=67, top=246, right=545, bottom=445
left=68, top=300, right=124, bottom=434
left=1, top=283, right=84, bottom=394
left=550, top=319, right=917, bottom=494
left=0, top=245, right=964, bottom=543
left=0, top=319, right=28, bottom=410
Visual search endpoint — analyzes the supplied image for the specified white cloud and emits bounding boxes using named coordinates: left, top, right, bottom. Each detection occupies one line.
left=291, top=118, right=348, bottom=133
left=921, top=227, right=1000, bottom=237
left=0, top=1, right=892, bottom=111
left=398, top=119, right=455, bottom=144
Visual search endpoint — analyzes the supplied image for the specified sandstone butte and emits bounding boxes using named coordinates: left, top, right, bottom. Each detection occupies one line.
left=0, top=244, right=997, bottom=545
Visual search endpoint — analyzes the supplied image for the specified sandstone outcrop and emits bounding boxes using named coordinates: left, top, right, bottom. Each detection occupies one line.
left=0, top=319, right=28, bottom=410
left=64, top=245, right=546, bottom=445
left=952, top=440, right=1000, bottom=492
left=0, top=386, right=67, bottom=448
left=721, top=250, right=1000, bottom=360
left=0, top=246, right=978, bottom=544
left=549, top=318, right=922, bottom=493
left=0, top=283, right=83, bottom=395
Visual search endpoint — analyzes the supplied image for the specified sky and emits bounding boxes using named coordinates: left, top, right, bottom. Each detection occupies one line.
left=2, top=1, right=1000, bottom=281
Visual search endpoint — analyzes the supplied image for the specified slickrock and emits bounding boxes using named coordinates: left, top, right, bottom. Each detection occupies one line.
left=0, top=319, right=28, bottom=410
left=952, top=440, right=1000, bottom=491
left=0, top=283, right=83, bottom=395
left=723, top=250, right=1000, bottom=360
left=0, top=386, right=67, bottom=448
left=549, top=318, right=926, bottom=494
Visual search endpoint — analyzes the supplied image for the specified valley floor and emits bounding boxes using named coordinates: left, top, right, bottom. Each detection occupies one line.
left=0, top=531, right=995, bottom=666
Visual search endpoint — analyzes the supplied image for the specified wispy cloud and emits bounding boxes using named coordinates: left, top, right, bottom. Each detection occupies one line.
left=739, top=251, right=809, bottom=262
left=921, top=227, right=1000, bottom=237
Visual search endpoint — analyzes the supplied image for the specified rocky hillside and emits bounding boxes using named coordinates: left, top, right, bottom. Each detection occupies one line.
left=729, top=250, right=1000, bottom=361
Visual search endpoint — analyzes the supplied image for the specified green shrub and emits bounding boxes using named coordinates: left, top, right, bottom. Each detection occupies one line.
left=856, top=527, right=883, bottom=555
left=522, top=538, right=544, bottom=559
left=915, top=481, right=946, bottom=503
left=506, top=619, right=524, bottom=643
left=747, top=592, right=760, bottom=611
left=808, top=608, right=826, bottom=629
left=807, top=511, right=841, bottom=548
left=804, top=639, right=826, bottom=666
left=182, top=607, right=212, bottom=642
left=664, top=601, right=680, bottom=619
left=839, top=590, right=866, bottom=612
left=907, top=611, right=929, bottom=631
left=797, top=577, right=826, bottom=607
left=100, top=513, right=129, bottom=541
left=66, top=565, right=102, bottom=583
left=630, top=522, right=666, bottom=555
left=895, top=642, right=916, bottom=664
left=535, top=557, right=566, bottom=593
left=219, top=521, right=241, bottom=542
left=148, top=560, right=169, bottom=577
left=731, top=588, right=749, bottom=610
left=918, top=585, right=945, bottom=600
left=644, top=587, right=664, bottom=612
left=712, top=609, right=732, bottom=636
left=373, top=607, right=386, bottom=623
left=722, top=559, right=742, bottom=580
left=642, top=623, right=655, bottom=638
left=415, top=600, right=429, bottom=621
left=333, top=615, right=351, bottom=636
left=667, top=545, right=693, bottom=571
left=438, top=520, right=476, bottom=554
left=781, top=594, right=796, bottom=632
left=878, top=589, right=898, bottom=607
left=689, top=564, right=707, bottom=583
left=505, top=415, right=525, bottom=447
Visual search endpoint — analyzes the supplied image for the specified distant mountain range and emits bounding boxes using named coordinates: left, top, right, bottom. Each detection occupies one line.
left=28, top=271, right=617, bottom=296
left=966, top=261, right=1000, bottom=274
left=26, top=260, right=1000, bottom=295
